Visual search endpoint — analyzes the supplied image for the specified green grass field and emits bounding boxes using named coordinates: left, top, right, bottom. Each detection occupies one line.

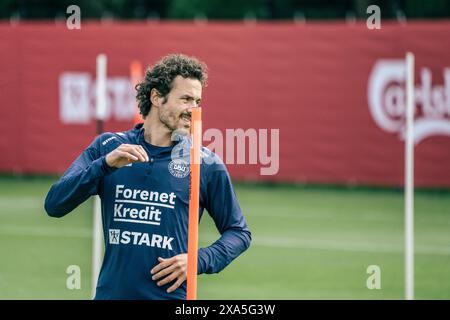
left=0, top=176, right=449, bottom=299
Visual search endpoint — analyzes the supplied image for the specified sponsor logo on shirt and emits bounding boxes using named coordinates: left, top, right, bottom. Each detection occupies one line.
left=110, top=186, right=177, bottom=251
left=108, top=229, right=174, bottom=250
left=109, top=229, right=120, bottom=244
left=113, top=185, right=176, bottom=226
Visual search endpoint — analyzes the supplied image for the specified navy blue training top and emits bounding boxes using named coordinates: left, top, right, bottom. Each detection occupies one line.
left=44, top=124, right=252, bottom=300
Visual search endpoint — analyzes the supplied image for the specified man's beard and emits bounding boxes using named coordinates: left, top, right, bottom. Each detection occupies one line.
left=159, top=113, right=190, bottom=133
left=160, top=118, right=176, bottom=132
left=159, top=112, right=177, bottom=132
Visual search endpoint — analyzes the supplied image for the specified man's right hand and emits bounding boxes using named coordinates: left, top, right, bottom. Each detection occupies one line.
left=105, top=144, right=149, bottom=168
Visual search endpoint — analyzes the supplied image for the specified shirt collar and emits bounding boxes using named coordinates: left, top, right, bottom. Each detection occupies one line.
left=134, top=124, right=188, bottom=153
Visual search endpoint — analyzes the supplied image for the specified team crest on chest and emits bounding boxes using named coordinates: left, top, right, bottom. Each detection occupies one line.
left=168, top=159, right=190, bottom=178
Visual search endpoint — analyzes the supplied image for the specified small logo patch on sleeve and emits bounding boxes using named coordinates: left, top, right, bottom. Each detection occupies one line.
left=102, top=136, right=117, bottom=146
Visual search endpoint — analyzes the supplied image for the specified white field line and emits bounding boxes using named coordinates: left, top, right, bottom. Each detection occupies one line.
left=0, top=225, right=449, bottom=256
left=243, top=209, right=450, bottom=225
left=246, top=236, right=450, bottom=256
left=1, top=197, right=448, bottom=225
left=0, top=197, right=44, bottom=211
left=0, top=225, right=92, bottom=238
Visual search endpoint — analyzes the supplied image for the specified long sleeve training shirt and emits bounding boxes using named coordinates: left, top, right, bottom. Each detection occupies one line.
left=44, top=124, right=251, bottom=300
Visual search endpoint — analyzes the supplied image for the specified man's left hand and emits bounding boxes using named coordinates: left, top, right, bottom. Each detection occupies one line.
left=150, top=254, right=187, bottom=293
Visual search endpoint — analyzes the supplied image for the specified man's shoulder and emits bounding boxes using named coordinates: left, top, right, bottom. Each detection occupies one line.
left=98, top=131, right=131, bottom=145
left=90, top=125, right=142, bottom=151
left=200, top=146, right=227, bottom=173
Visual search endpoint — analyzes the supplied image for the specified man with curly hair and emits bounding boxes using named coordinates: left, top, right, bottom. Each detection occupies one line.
left=44, top=54, right=251, bottom=300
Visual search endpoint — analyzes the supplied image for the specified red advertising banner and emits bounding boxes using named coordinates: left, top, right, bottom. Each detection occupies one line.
left=0, top=21, right=449, bottom=187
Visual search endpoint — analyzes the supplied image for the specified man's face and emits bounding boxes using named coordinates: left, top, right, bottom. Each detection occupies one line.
left=158, top=75, right=202, bottom=134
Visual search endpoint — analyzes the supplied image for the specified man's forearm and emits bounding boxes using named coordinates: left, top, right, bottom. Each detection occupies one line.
left=44, top=156, right=114, bottom=217
left=197, top=228, right=252, bottom=274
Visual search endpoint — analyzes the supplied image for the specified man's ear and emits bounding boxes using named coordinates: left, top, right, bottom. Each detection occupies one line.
left=150, top=88, right=164, bottom=107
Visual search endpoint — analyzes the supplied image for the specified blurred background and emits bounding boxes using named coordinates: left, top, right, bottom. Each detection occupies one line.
left=2, top=0, right=450, bottom=20
left=0, top=0, right=450, bottom=299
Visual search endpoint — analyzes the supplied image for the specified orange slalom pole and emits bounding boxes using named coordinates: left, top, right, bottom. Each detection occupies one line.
left=130, top=60, right=143, bottom=125
left=186, top=107, right=202, bottom=300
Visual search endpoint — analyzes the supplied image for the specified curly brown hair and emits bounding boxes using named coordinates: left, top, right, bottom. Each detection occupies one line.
left=135, top=54, right=208, bottom=118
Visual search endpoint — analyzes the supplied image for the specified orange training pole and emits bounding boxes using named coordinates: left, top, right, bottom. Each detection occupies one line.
left=186, top=107, right=202, bottom=300
left=130, top=60, right=143, bottom=125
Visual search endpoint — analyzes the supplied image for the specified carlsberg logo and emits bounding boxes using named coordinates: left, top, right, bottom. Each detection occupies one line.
left=368, top=59, right=450, bottom=144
